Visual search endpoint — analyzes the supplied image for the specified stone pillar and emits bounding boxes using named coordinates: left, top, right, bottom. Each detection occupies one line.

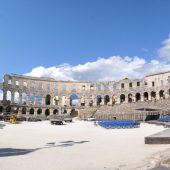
left=18, top=107, right=22, bottom=115
left=42, top=96, right=46, bottom=106
left=11, top=91, right=15, bottom=104
left=148, top=93, right=151, bottom=101
left=101, top=96, right=104, bottom=105
left=26, top=107, right=30, bottom=115
left=59, top=107, right=62, bottom=115
left=3, top=89, right=7, bottom=101
left=156, top=92, right=160, bottom=100
left=50, top=96, right=53, bottom=106
left=50, top=108, right=53, bottom=115
left=42, top=108, right=46, bottom=115
left=34, top=95, right=38, bottom=106
left=19, top=93, right=22, bottom=105
left=34, top=108, right=38, bottom=116
left=125, top=95, right=128, bottom=103
left=141, top=94, right=144, bottom=102
left=65, top=97, right=68, bottom=107
left=26, top=94, right=30, bottom=105
left=116, top=96, right=120, bottom=104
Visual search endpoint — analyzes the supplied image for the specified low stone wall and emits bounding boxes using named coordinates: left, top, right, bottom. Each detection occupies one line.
left=95, top=112, right=161, bottom=121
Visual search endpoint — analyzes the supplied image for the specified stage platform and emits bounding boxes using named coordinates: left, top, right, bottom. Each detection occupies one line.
left=145, top=128, right=170, bottom=144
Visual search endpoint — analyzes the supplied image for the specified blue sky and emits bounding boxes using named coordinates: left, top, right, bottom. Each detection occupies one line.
left=1, top=0, right=170, bottom=81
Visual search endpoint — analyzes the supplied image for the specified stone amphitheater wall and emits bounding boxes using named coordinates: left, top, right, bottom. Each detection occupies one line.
left=0, top=71, right=170, bottom=116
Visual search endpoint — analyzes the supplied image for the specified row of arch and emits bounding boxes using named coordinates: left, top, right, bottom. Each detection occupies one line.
left=120, top=90, right=166, bottom=103
left=1, top=89, right=170, bottom=106
left=0, top=106, right=78, bottom=117
left=0, top=90, right=44, bottom=105
left=0, top=90, right=111, bottom=106
left=5, top=77, right=112, bottom=92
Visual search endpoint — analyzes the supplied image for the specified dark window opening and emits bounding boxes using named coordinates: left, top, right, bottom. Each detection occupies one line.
left=129, top=83, right=132, bottom=88
left=121, top=83, right=124, bottom=89
left=152, top=81, right=155, bottom=87
left=137, top=82, right=140, bottom=86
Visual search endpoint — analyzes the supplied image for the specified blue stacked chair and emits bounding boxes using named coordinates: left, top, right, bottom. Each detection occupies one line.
left=158, top=116, right=170, bottom=122
left=97, top=120, right=140, bottom=129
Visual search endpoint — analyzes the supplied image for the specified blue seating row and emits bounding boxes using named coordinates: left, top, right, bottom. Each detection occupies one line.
left=158, top=117, right=170, bottom=122
left=97, top=120, right=140, bottom=129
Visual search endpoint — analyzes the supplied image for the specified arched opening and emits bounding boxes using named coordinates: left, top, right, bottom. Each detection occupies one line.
left=30, top=93, right=35, bottom=105
left=15, top=81, right=19, bottom=86
left=0, top=106, right=3, bottom=113
left=7, top=90, right=11, bottom=101
left=151, top=91, right=156, bottom=100
left=22, top=107, right=27, bottom=114
left=112, top=95, right=116, bottom=105
left=13, top=106, right=19, bottom=114
left=8, top=79, right=12, bottom=84
left=144, top=92, right=148, bottom=101
left=70, top=94, right=78, bottom=106
left=38, top=94, right=43, bottom=105
left=30, top=108, right=34, bottom=115
left=63, top=109, right=67, bottom=114
left=104, top=95, right=110, bottom=105
left=159, top=90, right=164, bottom=99
left=31, top=82, right=35, bottom=88
left=120, top=94, right=125, bottom=103
left=53, top=96, right=59, bottom=106
left=0, top=89, right=3, bottom=101
left=22, top=93, right=27, bottom=104
left=6, top=106, right=11, bottom=113
left=53, top=109, right=58, bottom=115
left=46, top=94, right=51, bottom=105
left=62, top=96, right=67, bottom=106
left=136, top=93, right=141, bottom=102
left=45, top=109, right=50, bottom=116
left=23, top=82, right=27, bottom=87
left=128, top=93, right=132, bottom=103
left=14, top=92, right=19, bottom=104
left=97, top=95, right=102, bottom=105
left=37, top=108, right=42, bottom=115
left=70, top=109, right=78, bottom=117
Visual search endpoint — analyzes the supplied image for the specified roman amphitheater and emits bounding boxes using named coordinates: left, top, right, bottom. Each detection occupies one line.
left=0, top=71, right=170, bottom=120
left=1, top=71, right=170, bottom=170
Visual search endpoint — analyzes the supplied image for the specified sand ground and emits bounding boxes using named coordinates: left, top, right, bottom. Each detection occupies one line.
left=0, top=120, right=170, bottom=170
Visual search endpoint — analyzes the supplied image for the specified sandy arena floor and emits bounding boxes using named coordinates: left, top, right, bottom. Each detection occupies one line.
left=0, top=120, right=170, bottom=170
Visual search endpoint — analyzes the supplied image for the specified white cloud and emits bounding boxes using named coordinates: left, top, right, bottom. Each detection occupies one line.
left=158, top=37, right=170, bottom=59
left=25, top=56, right=170, bottom=81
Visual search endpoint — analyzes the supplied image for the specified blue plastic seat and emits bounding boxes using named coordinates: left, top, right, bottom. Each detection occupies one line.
left=98, top=120, right=140, bottom=129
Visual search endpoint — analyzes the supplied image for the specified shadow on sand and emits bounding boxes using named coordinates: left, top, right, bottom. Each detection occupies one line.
left=0, top=140, right=90, bottom=157
left=0, top=124, right=5, bottom=129
left=0, top=148, right=39, bottom=157
left=151, top=165, right=170, bottom=170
